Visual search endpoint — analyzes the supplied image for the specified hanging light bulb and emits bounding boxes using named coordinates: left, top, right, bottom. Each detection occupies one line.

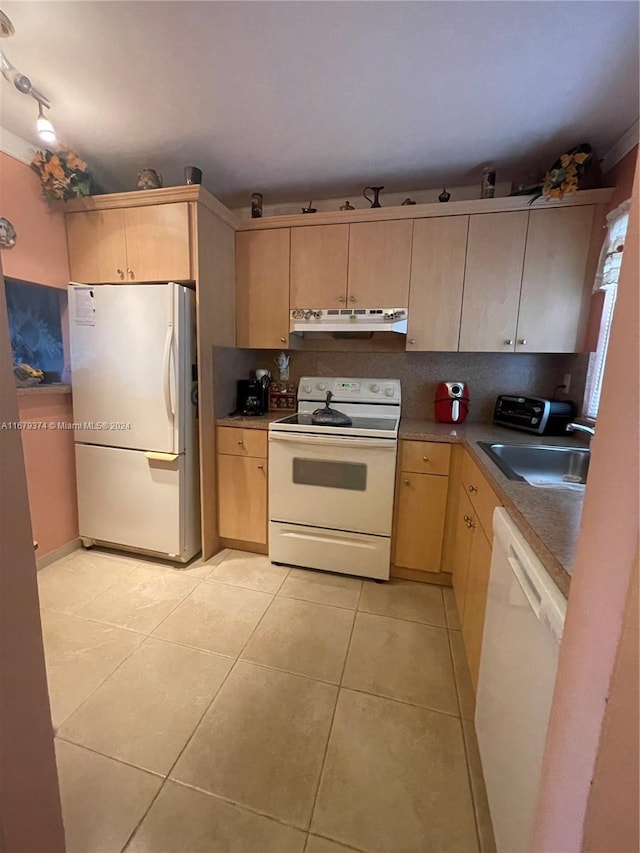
left=36, top=99, right=55, bottom=144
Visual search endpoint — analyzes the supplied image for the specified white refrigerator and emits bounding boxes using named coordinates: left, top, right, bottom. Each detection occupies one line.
left=68, top=283, right=200, bottom=563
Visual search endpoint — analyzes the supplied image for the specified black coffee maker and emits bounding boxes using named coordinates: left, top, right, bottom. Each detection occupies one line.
left=237, top=379, right=265, bottom=416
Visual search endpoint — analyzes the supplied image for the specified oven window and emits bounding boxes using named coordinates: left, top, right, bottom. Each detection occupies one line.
left=292, top=458, right=367, bottom=491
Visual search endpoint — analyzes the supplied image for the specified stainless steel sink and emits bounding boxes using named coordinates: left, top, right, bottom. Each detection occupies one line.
left=478, top=442, right=590, bottom=486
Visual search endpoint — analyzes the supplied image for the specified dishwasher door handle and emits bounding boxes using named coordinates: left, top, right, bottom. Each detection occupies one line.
left=508, top=545, right=543, bottom=617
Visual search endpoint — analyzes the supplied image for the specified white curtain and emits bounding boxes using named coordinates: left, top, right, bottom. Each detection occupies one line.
left=585, top=199, right=630, bottom=418
left=593, top=199, right=631, bottom=292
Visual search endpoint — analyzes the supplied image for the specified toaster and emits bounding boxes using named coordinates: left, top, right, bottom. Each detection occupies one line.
left=493, top=396, right=577, bottom=435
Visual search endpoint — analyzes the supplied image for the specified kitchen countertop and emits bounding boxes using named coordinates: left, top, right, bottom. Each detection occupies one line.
left=16, top=383, right=72, bottom=397
left=216, top=412, right=586, bottom=597
left=401, top=419, right=588, bottom=597
left=216, top=413, right=287, bottom=429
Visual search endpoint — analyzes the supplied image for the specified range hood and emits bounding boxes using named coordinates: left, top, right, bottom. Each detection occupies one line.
left=290, top=308, right=408, bottom=335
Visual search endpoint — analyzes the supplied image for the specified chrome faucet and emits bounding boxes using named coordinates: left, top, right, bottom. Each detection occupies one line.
left=566, top=422, right=595, bottom=437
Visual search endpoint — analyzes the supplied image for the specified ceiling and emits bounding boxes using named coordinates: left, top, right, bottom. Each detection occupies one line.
left=1, top=1, right=638, bottom=206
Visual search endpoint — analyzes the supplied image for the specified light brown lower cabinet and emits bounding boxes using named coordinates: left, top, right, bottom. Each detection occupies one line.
left=392, top=441, right=450, bottom=575
left=216, top=427, right=268, bottom=546
left=451, top=485, right=475, bottom=617
left=461, top=526, right=492, bottom=690
left=450, top=451, right=501, bottom=691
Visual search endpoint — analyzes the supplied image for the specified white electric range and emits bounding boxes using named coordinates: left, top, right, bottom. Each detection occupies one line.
left=268, top=377, right=401, bottom=580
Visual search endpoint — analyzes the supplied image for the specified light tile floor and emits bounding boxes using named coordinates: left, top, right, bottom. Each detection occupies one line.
left=38, top=547, right=496, bottom=853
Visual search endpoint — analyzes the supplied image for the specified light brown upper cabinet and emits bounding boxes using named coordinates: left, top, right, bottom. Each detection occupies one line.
left=236, top=229, right=291, bottom=348
left=516, top=206, right=595, bottom=353
left=407, top=216, right=469, bottom=351
left=459, top=211, right=529, bottom=352
left=290, top=224, right=349, bottom=309
left=66, top=209, right=127, bottom=283
left=66, top=203, right=192, bottom=284
left=122, top=204, right=192, bottom=282
left=347, top=220, right=413, bottom=307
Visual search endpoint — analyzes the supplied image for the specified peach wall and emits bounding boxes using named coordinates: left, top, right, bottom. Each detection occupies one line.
left=583, top=554, right=639, bottom=851
left=0, top=150, right=78, bottom=557
left=17, top=393, right=78, bottom=557
left=532, top=153, right=639, bottom=850
left=0, top=269, right=66, bottom=852
left=0, top=152, right=70, bottom=288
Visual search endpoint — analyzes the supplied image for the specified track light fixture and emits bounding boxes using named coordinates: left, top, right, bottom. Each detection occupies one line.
left=36, top=99, right=56, bottom=144
left=0, top=10, right=55, bottom=145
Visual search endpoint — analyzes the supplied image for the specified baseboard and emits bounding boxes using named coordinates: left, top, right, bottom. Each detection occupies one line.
left=36, top=538, right=81, bottom=571
left=391, top=565, right=453, bottom=586
left=219, top=538, right=268, bottom=556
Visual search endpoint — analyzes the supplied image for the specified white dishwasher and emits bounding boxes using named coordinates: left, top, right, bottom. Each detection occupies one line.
left=475, top=508, right=567, bottom=853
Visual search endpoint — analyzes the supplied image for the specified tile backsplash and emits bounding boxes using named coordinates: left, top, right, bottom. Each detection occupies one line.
left=254, top=350, right=589, bottom=422
left=213, top=347, right=259, bottom=416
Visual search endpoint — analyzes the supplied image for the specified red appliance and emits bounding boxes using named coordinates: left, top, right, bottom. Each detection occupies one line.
left=434, top=381, right=470, bottom=424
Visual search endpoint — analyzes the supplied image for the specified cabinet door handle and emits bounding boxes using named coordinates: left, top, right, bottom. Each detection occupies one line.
left=468, top=484, right=478, bottom=494
left=464, top=514, right=472, bottom=522
left=257, top=464, right=264, bottom=470
left=349, top=295, right=356, bottom=303
left=504, top=339, right=514, bottom=346
left=422, top=456, right=430, bottom=462
left=117, top=268, right=125, bottom=280
left=128, top=268, right=135, bottom=280
left=408, top=338, right=416, bottom=345
left=237, top=440, right=244, bottom=446
left=518, top=338, right=527, bottom=345
left=403, top=479, right=410, bottom=485
left=338, top=296, right=345, bottom=303
left=280, top=337, right=286, bottom=343
left=465, top=519, right=475, bottom=529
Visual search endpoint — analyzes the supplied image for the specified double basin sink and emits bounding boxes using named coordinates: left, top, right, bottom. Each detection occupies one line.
left=478, top=441, right=590, bottom=487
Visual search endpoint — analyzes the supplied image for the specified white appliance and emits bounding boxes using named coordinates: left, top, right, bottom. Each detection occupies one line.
left=68, top=283, right=200, bottom=563
left=475, top=508, right=567, bottom=852
left=269, top=377, right=400, bottom=580
left=290, top=308, right=407, bottom=335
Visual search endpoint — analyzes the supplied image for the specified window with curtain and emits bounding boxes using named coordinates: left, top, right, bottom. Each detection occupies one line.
left=583, top=201, right=630, bottom=419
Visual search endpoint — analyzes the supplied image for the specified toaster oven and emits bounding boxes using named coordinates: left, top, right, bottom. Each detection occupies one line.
left=493, top=396, right=577, bottom=435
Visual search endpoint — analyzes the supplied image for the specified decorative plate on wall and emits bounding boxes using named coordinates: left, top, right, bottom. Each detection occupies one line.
left=0, top=217, right=17, bottom=249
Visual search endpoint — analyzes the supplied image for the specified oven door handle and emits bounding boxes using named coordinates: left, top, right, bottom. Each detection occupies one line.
left=268, top=432, right=397, bottom=451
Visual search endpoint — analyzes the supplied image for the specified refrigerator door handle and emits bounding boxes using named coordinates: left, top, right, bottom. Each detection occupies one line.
left=145, top=451, right=179, bottom=462
left=162, top=323, right=175, bottom=421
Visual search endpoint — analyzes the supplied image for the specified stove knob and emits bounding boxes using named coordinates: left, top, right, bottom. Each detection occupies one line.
left=302, top=384, right=312, bottom=394
left=384, top=387, right=395, bottom=397
left=317, top=383, right=326, bottom=391
left=370, top=384, right=380, bottom=393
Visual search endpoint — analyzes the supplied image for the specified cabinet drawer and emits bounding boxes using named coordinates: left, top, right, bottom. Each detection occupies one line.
left=217, top=427, right=267, bottom=458
left=461, top=452, right=501, bottom=542
left=401, top=441, right=451, bottom=476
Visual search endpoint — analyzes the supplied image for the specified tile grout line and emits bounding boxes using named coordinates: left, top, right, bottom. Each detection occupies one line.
left=120, top=552, right=293, bottom=850
left=51, top=575, right=211, bottom=732
left=307, top=830, right=369, bottom=853
left=445, top=626, right=484, bottom=852
left=39, top=555, right=141, bottom=616
left=447, top=627, right=466, bottom=720
left=277, top=590, right=361, bottom=612
left=200, top=568, right=292, bottom=595
left=459, top=718, right=485, bottom=853
left=54, top=735, right=166, bottom=780
left=156, top=777, right=326, bottom=839
left=305, top=579, right=364, bottom=836
left=119, top=641, right=243, bottom=851
left=53, top=631, right=150, bottom=734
